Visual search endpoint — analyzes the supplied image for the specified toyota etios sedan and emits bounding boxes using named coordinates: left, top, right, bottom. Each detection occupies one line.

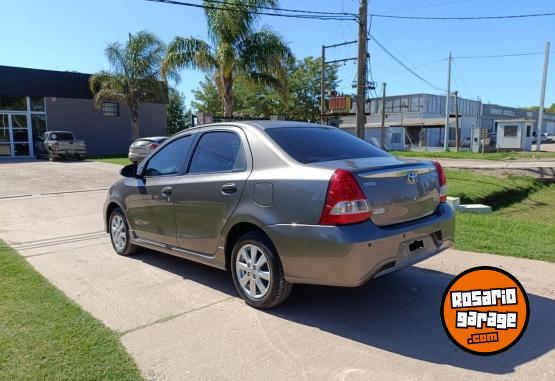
left=104, top=121, right=454, bottom=308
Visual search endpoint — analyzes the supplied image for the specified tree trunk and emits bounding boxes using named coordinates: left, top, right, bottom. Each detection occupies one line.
left=223, top=75, right=233, bottom=119
left=130, top=105, right=140, bottom=141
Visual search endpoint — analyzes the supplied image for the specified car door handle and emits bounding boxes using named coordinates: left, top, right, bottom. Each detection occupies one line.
left=221, top=183, right=237, bottom=194
left=161, top=187, right=173, bottom=200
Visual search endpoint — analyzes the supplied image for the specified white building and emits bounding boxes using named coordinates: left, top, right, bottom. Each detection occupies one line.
left=337, top=93, right=555, bottom=150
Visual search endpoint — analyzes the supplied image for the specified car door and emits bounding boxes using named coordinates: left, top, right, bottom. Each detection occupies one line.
left=173, top=128, right=251, bottom=254
left=125, top=135, right=194, bottom=246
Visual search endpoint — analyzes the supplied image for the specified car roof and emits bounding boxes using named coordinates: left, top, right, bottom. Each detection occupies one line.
left=137, top=136, right=167, bottom=140
left=179, top=120, right=326, bottom=132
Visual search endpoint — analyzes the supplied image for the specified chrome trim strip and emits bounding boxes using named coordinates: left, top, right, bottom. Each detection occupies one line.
left=360, top=167, right=435, bottom=179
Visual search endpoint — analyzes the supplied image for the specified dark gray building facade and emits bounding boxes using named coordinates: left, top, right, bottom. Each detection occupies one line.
left=0, top=65, right=167, bottom=157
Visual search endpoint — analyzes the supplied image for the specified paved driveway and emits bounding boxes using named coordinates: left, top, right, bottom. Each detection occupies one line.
left=0, top=160, right=554, bottom=380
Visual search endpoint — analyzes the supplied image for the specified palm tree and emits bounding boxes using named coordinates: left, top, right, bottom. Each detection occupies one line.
left=163, top=0, right=293, bottom=118
left=89, top=31, right=171, bottom=140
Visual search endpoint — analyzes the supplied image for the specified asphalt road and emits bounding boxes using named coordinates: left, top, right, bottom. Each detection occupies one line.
left=0, top=160, right=554, bottom=380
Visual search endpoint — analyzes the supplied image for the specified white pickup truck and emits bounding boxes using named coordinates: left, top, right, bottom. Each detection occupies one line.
left=35, top=131, right=87, bottom=161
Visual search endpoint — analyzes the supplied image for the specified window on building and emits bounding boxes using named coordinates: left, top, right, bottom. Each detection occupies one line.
left=393, top=98, right=401, bottom=113
left=30, top=97, right=45, bottom=112
left=526, top=125, right=531, bottom=137
left=385, top=100, right=392, bottom=113
left=504, top=125, right=518, bottom=137
left=189, top=132, right=246, bottom=173
left=102, top=102, right=120, bottom=117
left=409, top=95, right=421, bottom=112
left=391, top=133, right=402, bottom=144
left=0, top=96, right=27, bottom=111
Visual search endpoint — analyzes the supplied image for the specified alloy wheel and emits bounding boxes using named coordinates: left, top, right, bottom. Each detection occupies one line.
left=235, top=243, right=271, bottom=299
left=111, top=214, right=127, bottom=251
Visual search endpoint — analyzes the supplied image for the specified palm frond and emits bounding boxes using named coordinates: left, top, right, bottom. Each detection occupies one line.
left=163, top=37, right=217, bottom=79
left=203, top=0, right=278, bottom=46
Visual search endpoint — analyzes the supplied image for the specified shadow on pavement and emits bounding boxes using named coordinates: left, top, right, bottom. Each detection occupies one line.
left=132, top=250, right=555, bottom=375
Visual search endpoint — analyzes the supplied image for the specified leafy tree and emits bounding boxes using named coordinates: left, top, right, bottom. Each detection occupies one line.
left=163, top=0, right=293, bottom=118
left=191, top=56, right=340, bottom=122
left=166, top=88, right=192, bottom=134
left=526, top=103, right=555, bottom=113
left=89, top=31, right=173, bottom=140
left=283, top=56, right=339, bottom=122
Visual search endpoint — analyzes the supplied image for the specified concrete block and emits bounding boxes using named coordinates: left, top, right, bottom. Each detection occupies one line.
left=446, top=196, right=460, bottom=209
left=456, top=204, right=492, bottom=214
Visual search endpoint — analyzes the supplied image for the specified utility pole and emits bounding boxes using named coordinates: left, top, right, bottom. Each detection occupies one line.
left=355, top=0, right=368, bottom=139
left=454, top=91, right=460, bottom=151
left=443, top=52, right=452, bottom=151
left=380, top=82, right=387, bottom=149
left=320, top=45, right=326, bottom=124
left=536, top=41, right=550, bottom=152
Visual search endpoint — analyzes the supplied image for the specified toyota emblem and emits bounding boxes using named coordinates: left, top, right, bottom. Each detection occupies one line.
left=407, top=171, right=418, bottom=185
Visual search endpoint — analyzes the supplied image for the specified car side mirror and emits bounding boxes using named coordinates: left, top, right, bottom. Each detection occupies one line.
left=120, top=163, right=140, bottom=178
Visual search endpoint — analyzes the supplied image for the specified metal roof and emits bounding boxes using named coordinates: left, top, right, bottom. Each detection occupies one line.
left=0, top=65, right=92, bottom=99
left=0, top=65, right=167, bottom=103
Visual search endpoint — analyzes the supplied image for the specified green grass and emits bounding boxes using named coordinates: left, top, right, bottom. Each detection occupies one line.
left=446, top=169, right=542, bottom=208
left=391, top=150, right=555, bottom=161
left=89, top=156, right=130, bottom=165
left=446, top=170, right=555, bottom=262
left=0, top=241, right=143, bottom=381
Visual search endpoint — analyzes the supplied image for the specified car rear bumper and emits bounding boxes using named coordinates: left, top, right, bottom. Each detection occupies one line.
left=128, top=153, right=146, bottom=162
left=264, top=203, right=455, bottom=287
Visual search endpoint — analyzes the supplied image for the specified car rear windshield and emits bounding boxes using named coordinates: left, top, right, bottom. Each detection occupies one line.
left=265, top=127, right=389, bottom=164
left=50, top=132, right=74, bottom=141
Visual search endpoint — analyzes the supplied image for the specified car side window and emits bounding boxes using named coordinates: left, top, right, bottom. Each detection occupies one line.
left=189, top=131, right=246, bottom=174
left=144, top=135, right=193, bottom=177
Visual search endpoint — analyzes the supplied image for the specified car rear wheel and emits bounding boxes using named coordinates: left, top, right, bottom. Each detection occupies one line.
left=109, top=208, right=138, bottom=256
left=231, top=231, right=292, bottom=309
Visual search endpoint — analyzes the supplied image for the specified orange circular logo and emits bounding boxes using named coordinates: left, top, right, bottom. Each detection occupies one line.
left=440, top=266, right=529, bottom=355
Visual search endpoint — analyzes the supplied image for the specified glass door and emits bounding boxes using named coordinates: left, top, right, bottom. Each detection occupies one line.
left=0, top=112, right=32, bottom=157
left=11, top=113, right=31, bottom=156
left=0, top=113, right=11, bottom=156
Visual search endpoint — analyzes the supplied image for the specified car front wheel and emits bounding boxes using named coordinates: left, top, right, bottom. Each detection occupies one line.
left=109, top=208, right=138, bottom=256
left=231, top=231, right=292, bottom=309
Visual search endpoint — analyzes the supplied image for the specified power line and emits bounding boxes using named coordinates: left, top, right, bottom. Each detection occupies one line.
left=453, top=51, right=552, bottom=59
left=371, top=11, right=555, bottom=20
left=370, top=33, right=446, bottom=92
left=451, top=58, right=472, bottom=97
left=204, top=0, right=357, bottom=16
left=375, top=0, right=474, bottom=15
left=374, top=57, right=447, bottom=80
left=145, top=0, right=358, bottom=21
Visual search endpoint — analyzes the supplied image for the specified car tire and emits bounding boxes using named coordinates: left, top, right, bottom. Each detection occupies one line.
left=109, top=207, right=138, bottom=256
left=231, top=231, right=292, bottom=309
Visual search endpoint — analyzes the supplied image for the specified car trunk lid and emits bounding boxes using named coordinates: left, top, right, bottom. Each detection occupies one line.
left=310, top=157, right=441, bottom=226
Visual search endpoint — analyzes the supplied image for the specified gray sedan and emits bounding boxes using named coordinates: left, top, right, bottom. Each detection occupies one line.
left=128, top=136, right=167, bottom=163
left=104, top=121, right=454, bottom=308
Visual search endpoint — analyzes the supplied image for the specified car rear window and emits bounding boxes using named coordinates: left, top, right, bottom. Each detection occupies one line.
left=50, top=132, right=74, bottom=141
left=265, top=127, right=389, bottom=164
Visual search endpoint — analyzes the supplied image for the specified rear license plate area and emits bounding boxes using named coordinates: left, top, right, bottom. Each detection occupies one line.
left=397, top=235, right=436, bottom=265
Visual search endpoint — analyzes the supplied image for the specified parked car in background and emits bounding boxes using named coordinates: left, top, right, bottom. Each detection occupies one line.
left=104, top=121, right=454, bottom=309
left=128, top=136, right=167, bottom=163
left=532, top=132, right=550, bottom=143
left=35, top=131, right=86, bottom=161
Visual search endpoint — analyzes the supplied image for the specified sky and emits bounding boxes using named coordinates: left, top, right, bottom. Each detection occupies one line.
left=2, top=0, right=555, bottom=109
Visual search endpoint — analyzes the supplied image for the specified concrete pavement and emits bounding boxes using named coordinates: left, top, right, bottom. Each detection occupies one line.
left=0, top=160, right=553, bottom=380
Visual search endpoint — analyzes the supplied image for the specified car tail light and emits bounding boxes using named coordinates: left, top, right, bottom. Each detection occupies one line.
left=433, top=161, right=448, bottom=203
left=320, top=169, right=371, bottom=225
left=148, top=143, right=158, bottom=150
